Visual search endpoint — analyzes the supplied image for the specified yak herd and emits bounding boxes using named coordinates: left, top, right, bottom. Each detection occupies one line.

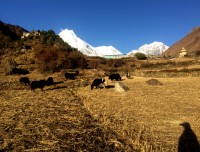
left=18, top=70, right=80, bottom=91
left=17, top=69, right=128, bottom=91
left=19, top=76, right=54, bottom=91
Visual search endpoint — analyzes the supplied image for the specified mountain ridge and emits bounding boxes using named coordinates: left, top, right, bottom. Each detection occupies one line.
left=2, top=20, right=200, bottom=58
left=163, top=27, right=200, bottom=57
left=59, top=29, right=98, bottom=56
left=0, top=20, right=28, bottom=42
left=127, top=41, right=169, bottom=56
left=59, top=29, right=122, bottom=57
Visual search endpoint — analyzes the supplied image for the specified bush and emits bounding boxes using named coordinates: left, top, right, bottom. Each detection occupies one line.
left=1, top=57, right=18, bottom=75
left=134, top=53, right=147, bottom=60
left=65, top=51, right=88, bottom=69
left=39, top=29, right=73, bottom=50
left=40, top=30, right=57, bottom=45
left=113, top=59, right=125, bottom=67
left=106, top=59, right=115, bottom=67
left=34, top=47, right=88, bottom=73
left=34, top=47, right=59, bottom=72
left=88, top=60, right=100, bottom=69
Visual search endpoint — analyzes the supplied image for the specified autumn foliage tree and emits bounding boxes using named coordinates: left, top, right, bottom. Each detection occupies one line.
left=65, top=51, right=88, bottom=69
left=34, top=46, right=88, bottom=73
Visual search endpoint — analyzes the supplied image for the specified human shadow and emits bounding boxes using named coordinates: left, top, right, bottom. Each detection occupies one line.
left=178, top=122, right=200, bottom=152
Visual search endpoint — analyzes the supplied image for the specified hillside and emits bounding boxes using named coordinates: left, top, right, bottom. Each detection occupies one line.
left=0, top=21, right=28, bottom=52
left=163, top=27, right=200, bottom=58
left=0, top=21, right=77, bottom=55
left=0, top=20, right=28, bottom=39
left=0, top=21, right=90, bottom=73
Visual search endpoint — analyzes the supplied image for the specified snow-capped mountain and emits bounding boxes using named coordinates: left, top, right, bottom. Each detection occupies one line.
left=127, top=42, right=169, bottom=56
left=59, top=29, right=122, bottom=57
left=59, top=29, right=97, bottom=56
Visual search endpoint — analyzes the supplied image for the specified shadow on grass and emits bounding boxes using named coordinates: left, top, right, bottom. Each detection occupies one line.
left=105, top=85, right=115, bottom=89
left=45, top=86, right=68, bottom=91
left=45, top=81, right=67, bottom=91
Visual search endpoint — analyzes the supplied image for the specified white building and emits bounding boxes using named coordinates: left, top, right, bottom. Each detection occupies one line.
left=179, top=47, right=187, bottom=58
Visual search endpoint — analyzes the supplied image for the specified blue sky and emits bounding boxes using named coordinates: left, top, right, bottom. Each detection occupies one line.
left=1, top=0, right=200, bottom=54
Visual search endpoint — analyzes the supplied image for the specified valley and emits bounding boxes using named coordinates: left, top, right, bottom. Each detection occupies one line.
left=1, top=20, right=200, bottom=151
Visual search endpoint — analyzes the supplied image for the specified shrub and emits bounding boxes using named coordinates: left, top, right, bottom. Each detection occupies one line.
left=65, top=51, right=88, bottom=69
left=134, top=53, right=147, bottom=60
left=106, top=59, right=115, bottom=67
left=34, top=47, right=88, bottom=73
left=113, top=59, right=125, bottom=67
left=1, top=57, right=18, bottom=75
left=89, top=60, right=100, bottom=69
left=34, top=47, right=59, bottom=72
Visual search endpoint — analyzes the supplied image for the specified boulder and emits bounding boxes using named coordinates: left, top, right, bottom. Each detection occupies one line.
left=114, top=82, right=129, bottom=92
left=146, top=79, right=163, bottom=85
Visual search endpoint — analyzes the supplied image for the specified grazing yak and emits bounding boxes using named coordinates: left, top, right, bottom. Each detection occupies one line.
left=46, top=77, right=54, bottom=86
left=19, top=77, right=30, bottom=85
left=30, top=80, right=46, bottom=91
left=65, top=70, right=79, bottom=80
left=91, top=78, right=105, bottom=90
left=109, top=73, right=121, bottom=81
left=11, top=67, right=29, bottom=75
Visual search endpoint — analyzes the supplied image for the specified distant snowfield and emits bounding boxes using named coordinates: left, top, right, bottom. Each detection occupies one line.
left=59, top=29, right=169, bottom=57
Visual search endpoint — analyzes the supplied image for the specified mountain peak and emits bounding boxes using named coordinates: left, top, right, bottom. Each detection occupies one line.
left=59, top=28, right=122, bottom=57
left=95, top=46, right=122, bottom=56
left=128, top=41, right=169, bottom=56
left=59, top=29, right=97, bottom=56
left=60, top=29, right=74, bottom=33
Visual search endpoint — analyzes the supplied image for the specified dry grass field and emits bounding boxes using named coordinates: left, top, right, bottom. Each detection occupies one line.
left=78, top=76, right=200, bottom=151
left=0, top=66, right=200, bottom=151
left=0, top=70, right=133, bottom=151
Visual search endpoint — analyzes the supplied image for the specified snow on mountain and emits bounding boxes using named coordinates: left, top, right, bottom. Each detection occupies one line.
left=95, top=46, right=122, bottom=56
left=59, top=29, right=122, bottom=57
left=127, top=41, right=169, bottom=56
left=59, top=29, right=167, bottom=57
left=59, top=29, right=97, bottom=56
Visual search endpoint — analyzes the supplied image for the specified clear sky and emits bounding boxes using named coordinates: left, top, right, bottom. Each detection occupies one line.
left=1, top=0, right=200, bottom=54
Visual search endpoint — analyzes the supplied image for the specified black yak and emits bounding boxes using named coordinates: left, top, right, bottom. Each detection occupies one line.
left=19, top=77, right=30, bottom=85
left=65, top=70, right=79, bottom=80
left=30, top=80, right=46, bottom=91
left=46, top=77, right=54, bottom=86
left=91, top=78, right=105, bottom=90
left=11, top=67, right=29, bottom=75
left=108, top=73, right=121, bottom=81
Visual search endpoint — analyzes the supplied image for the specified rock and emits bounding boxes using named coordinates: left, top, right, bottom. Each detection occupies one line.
left=146, top=79, right=163, bottom=85
left=114, top=82, right=129, bottom=92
